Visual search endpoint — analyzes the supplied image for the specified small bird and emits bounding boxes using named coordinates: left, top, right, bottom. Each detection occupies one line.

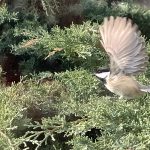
left=95, top=16, right=150, bottom=99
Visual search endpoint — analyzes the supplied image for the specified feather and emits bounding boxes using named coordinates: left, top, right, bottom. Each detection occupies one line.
left=99, top=16, right=148, bottom=76
left=140, top=85, right=150, bottom=93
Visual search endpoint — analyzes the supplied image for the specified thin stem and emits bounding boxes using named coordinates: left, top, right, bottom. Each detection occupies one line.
left=0, top=130, right=15, bottom=150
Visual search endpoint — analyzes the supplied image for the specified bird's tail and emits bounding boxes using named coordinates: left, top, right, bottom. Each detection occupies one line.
left=140, top=85, right=150, bottom=93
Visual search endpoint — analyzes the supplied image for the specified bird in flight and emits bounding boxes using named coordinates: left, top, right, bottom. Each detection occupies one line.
left=95, top=16, right=150, bottom=99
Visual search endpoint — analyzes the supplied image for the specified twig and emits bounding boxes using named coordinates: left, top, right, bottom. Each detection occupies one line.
left=0, top=130, right=15, bottom=150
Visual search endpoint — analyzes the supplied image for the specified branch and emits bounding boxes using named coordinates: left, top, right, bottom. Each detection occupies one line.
left=0, top=130, right=15, bottom=150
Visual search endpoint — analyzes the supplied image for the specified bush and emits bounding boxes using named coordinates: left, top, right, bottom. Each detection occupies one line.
left=0, top=1, right=150, bottom=149
left=0, top=76, right=67, bottom=149
left=82, top=0, right=150, bottom=39
left=0, top=68, right=150, bottom=149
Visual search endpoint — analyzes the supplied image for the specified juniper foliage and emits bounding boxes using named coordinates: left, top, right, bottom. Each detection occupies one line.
left=0, top=1, right=150, bottom=150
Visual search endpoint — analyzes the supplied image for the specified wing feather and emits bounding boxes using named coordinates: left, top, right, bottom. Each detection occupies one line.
left=99, top=16, right=148, bottom=76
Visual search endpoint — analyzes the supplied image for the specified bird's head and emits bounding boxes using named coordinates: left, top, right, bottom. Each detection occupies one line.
left=94, top=68, right=110, bottom=83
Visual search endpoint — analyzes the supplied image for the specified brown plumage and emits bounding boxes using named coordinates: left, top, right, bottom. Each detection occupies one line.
left=95, top=16, right=150, bottom=99
left=105, top=75, right=143, bottom=99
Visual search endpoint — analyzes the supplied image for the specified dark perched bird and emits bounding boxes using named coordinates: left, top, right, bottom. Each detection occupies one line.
left=95, top=16, right=150, bottom=99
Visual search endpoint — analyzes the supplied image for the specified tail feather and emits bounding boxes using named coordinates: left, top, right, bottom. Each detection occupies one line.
left=140, top=85, right=150, bottom=93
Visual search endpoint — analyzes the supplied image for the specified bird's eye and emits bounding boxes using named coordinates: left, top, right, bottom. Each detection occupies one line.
left=96, top=68, right=110, bottom=73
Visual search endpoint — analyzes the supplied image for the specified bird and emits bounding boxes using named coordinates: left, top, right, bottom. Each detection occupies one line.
left=95, top=16, right=150, bottom=99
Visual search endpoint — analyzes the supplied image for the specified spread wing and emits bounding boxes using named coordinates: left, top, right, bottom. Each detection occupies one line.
left=99, top=16, right=149, bottom=76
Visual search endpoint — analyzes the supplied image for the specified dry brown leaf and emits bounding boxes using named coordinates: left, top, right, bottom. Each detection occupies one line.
left=45, top=48, right=63, bottom=60
left=20, top=38, right=39, bottom=48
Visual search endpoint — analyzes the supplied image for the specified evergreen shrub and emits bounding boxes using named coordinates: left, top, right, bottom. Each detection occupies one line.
left=0, top=1, right=150, bottom=149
